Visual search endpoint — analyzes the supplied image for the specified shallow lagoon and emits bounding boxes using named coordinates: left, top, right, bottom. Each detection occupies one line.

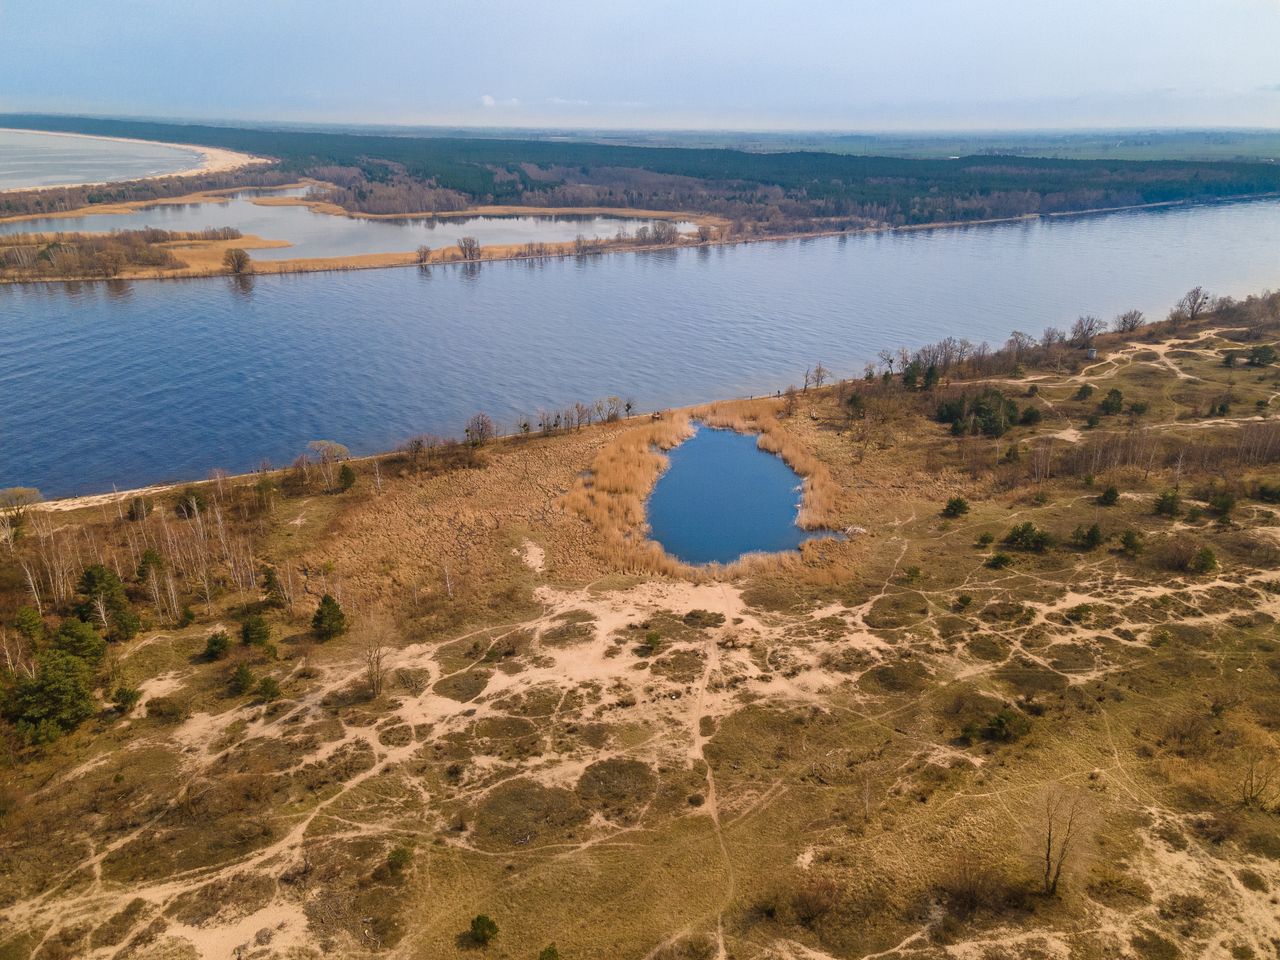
left=0, top=128, right=204, bottom=190
left=646, top=426, right=835, bottom=564
left=0, top=187, right=694, bottom=261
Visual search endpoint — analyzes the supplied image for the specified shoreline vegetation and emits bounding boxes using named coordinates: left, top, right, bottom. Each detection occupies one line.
left=6, top=286, right=1280, bottom=956
left=1, top=180, right=1275, bottom=284
left=5, top=114, right=1280, bottom=281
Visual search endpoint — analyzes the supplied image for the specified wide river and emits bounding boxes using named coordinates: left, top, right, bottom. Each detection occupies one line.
left=3, top=198, right=1279, bottom=496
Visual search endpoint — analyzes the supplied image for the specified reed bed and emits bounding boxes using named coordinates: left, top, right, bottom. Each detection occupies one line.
left=564, top=398, right=846, bottom=580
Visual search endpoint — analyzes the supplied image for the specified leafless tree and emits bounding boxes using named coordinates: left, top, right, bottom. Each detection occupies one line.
left=307, top=440, right=350, bottom=491
left=456, top=236, right=481, bottom=261
left=783, top=386, right=799, bottom=416
left=222, top=248, right=252, bottom=275
left=415, top=245, right=432, bottom=264
left=1114, top=309, right=1145, bottom=333
left=1177, top=286, right=1211, bottom=322
left=696, top=224, right=713, bottom=243
left=812, top=362, right=831, bottom=388
left=1040, top=789, right=1085, bottom=896
left=0, top=488, right=41, bottom=551
left=1070, top=315, right=1105, bottom=347
left=1238, top=748, right=1277, bottom=809
left=465, top=413, right=495, bottom=446
left=363, top=623, right=391, bottom=700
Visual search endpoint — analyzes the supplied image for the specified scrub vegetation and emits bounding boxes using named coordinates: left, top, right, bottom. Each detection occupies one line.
left=3, top=288, right=1280, bottom=958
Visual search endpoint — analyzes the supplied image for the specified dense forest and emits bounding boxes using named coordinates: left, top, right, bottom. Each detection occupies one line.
left=6, top=114, right=1280, bottom=232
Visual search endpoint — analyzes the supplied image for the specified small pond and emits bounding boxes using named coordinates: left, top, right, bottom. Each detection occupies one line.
left=645, top=425, right=837, bottom=565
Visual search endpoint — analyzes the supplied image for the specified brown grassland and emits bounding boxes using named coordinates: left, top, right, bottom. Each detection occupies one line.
left=3, top=302, right=1280, bottom=959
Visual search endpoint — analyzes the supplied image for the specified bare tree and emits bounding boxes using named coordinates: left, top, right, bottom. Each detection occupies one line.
left=1040, top=789, right=1085, bottom=896
left=363, top=624, right=391, bottom=700
left=1238, top=748, right=1277, bottom=809
left=415, top=244, right=432, bottom=265
left=812, top=362, right=831, bottom=388
left=456, top=236, right=481, bottom=261
left=1176, top=286, right=1211, bottom=322
left=1070, top=315, right=1105, bottom=348
left=0, top=487, right=41, bottom=551
left=464, top=413, right=495, bottom=446
left=307, top=440, right=350, bottom=492
left=1114, top=309, right=1145, bottom=333
left=222, top=248, right=252, bottom=275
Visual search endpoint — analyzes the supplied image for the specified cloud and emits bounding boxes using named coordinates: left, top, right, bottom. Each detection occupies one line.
left=479, top=94, right=520, bottom=108
left=547, top=96, right=591, bottom=107
left=479, top=94, right=496, bottom=107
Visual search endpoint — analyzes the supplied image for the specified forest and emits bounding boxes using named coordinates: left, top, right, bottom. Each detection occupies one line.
left=5, top=114, right=1280, bottom=232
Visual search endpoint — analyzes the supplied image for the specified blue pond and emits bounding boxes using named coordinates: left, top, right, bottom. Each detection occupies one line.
left=646, top=426, right=835, bottom=565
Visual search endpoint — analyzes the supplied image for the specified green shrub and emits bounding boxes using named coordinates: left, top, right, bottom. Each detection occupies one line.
left=256, top=677, right=282, bottom=701
left=1019, top=405, right=1043, bottom=426
left=387, top=845, right=413, bottom=875
left=1073, top=384, right=1094, bottom=401
left=3, top=650, right=95, bottom=743
left=987, top=553, right=1014, bottom=569
left=126, top=496, right=152, bottom=521
left=538, top=947, right=562, bottom=960
left=1208, top=490, right=1236, bottom=518
left=229, top=664, right=256, bottom=696
left=312, top=594, right=348, bottom=641
left=1099, top=388, right=1124, bottom=415
left=1072, top=523, right=1104, bottom=551
left=469, top=914, right=498, bottom=946
left=13, top=606, right=44, bottom=642
left=338, top=463, right=356, bottom=491
left=976, top=532, right=994, bottom=547
left=1120, top=530, right=1144, bottom=557
left=241, top=614, right=270, bottom=646
left=1154, top=490, right=1181, bottom=517
left=941, top=496, right=970, bottom=518
left=204, top=630, right=230, bottom=660
left=1188, top=548, right=1218, bottom=574
left=1098, top=485, right=1119, bottom=506
left=172, top=486, right=207, bottom=519
left=75, top=564, right=140, bottom=642
left=1004, top=522, right=1052, bottom=552
left=111, top=685, right=142, bottom=714
left=53, top=619, right=107, bottom=665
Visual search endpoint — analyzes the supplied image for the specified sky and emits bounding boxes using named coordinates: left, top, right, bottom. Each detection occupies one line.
left=2, top=0, right=1278, bottom=130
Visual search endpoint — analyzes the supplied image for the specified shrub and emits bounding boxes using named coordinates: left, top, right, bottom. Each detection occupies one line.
left=1188, top=548, right=1218, bottom=574
left=13, top=607, right=44, bottom=642
left=2, top=650, right=95, bottom=743
left=147, top=695, right=189, bottom=722
left=1248, top=344, right=1277, bottom=366
left=312, top=594, right=348, bottom=641
left=387, top=845, right=412, bottom=875
left=256, top=677, right=282, bottom=701
left=791, top=875, right=840, bottom=926
left=954, top=594, right=973, bottom=610
left=1085, top=413, right=1101, bottom=429
left=1098, top=485, right=1119, bottom=506
left=338, top=463, right=356, bottom=491
left=976, top=532, right=995, bottom=547
left=53, top=619, right=107, bottom=665
left=1154, top=490, right=1181, bottom=517
left=241, top=614, right=270, bottom=646
left=1207, top=490, right=1236, bottom=518
left=469, top=914, right=498, bottom=946
left=229, top=664, right=256, bottom=696
left=941, top=496, right=970, bottom=518
left=111, top=685, right=142, bottom=714
left=204, top=630, right=230, bottom=660
left=172, top=486, right=207, bottom=519
left=1073, top=384, right=1095, bottom=401
left=987, top=552, right=1014, bottom=569
left=126, top=496, right=152, bottom=521
left=1255, top=482, right=1280, bottom=504
left=538, top=947, right=562, bottom=960
left=1099, top=388, right=1124, bottom=415
left=1004, top=522, right=1052, bottom=552
left=1120, top=530, right=1144, bottom=557
left=1072, top=524, right=1104, bottom=551
left=76, top=564, right=140, bottom=642
left=1019, top=405, right=1043, bottom=426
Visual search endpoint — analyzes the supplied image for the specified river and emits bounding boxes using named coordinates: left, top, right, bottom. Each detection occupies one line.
left=3, top=198, right=1278, bottom=496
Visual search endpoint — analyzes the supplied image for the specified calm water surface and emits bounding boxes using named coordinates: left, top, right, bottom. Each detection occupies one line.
left=647, top=426, right=833, bottom=564
left=0, top=187, right=694, bottom=260
left=3, top=198, right=1279, bottom=496
left=0, top=129, right=202, bottom=190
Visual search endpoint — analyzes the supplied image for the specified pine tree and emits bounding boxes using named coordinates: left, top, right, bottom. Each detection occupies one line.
left=312, top=594, right=348, bottom=641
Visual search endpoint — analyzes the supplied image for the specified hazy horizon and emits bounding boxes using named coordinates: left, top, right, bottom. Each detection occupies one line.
left=3, top=0, right=1278, bottom=131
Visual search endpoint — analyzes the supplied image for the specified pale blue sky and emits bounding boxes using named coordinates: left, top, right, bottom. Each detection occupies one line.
left=2, top=0, right=1278, bottom=129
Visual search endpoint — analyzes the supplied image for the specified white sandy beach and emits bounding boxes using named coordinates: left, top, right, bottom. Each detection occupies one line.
left=0, top=127, right=270, bottom=193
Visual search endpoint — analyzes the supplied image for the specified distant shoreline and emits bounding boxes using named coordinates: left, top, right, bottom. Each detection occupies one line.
left=0, top=127, right=270, bottom=194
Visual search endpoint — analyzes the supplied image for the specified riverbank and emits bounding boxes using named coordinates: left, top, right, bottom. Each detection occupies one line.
left=0, top=127, right=270, bottom=194
left=5, top=176, right=1278, bottom=284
